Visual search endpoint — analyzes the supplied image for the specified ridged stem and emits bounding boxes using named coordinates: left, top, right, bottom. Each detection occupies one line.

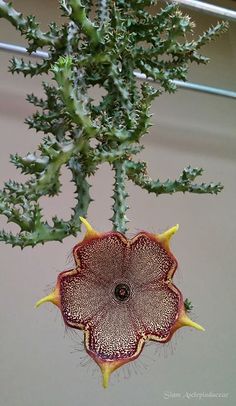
left=111, top=160, right=129, bottom=234
left=68, top=0, right=101, bottom=45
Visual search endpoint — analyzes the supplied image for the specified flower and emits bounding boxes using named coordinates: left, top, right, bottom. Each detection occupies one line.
left=36, top=217, right=204, bottom=388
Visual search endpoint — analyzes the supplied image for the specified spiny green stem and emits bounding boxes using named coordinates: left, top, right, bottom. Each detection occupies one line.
left=68, top=0, right=101, bottom=45
left=0, top=224, right=70, bottom=248
left=111, top=161, right=129, bottom=234
left=126, top=162, right=223, bottom=196
left=0, top=1, right=226, bottom=246
left=32, top=139, right=86, bottom=197
left=52, top=56, right=97, bottom=137
left=0, top=0, right=25, bottom=30
left=0, top=0, right=61, bottom=48
left=93, top=144, right=143, bottom=164
left=68, top=157, right=92, bottom=230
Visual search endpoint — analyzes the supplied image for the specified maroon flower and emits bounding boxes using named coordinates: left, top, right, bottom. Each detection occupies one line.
left=36, top=218, right=204, bottom=387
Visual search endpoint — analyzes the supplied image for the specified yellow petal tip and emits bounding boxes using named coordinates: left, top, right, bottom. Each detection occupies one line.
left=102, top=368, right=111, bottom=389
left=96, top=360, right=123, bottom=389
left=35, top=290, right=59, bottom=309
left=180, top=314, right=205, bottom=332
left=79, top=216, right=100, bottom=240
left=157, top=224, right=179, bottom=250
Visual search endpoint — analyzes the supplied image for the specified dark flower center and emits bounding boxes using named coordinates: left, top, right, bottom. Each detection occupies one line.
left=114, top=283, right=130, bottom=302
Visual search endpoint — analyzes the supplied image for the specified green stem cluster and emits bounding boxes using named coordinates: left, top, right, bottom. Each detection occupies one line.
left=0, top=0, right=227, bottom=247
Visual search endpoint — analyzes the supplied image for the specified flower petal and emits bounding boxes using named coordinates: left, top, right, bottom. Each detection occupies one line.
left=131, top=281, right=180, bottom=341
left=73, top=232, right=128, bottom=284
left=127, top=233, right=177, bottom=285
left=60, top=272, right=108, bottom=328
left=85, top=301, right=143, bottom=361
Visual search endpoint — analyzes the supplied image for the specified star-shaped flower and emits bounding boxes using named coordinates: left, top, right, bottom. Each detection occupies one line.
left=36, top=218, right=204, bottom=388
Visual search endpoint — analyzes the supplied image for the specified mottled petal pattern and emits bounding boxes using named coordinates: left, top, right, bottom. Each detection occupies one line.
left=86, top=302, right=142, bottom=361
left=127, top=233, right=177, bottom=284
left=60, top=272, right=108, bottom=327
left=131, top=281, right=180, bottom=340
left=73, top=233, right=127, bottom=284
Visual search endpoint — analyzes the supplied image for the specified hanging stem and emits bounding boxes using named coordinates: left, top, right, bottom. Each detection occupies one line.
left=111, top=160, right=129, bottom=234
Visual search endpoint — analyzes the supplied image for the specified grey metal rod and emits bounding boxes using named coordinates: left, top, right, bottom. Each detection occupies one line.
left=159, top=0, right=236, bottom=21
left=0, top=41, right=236, bottom=100
left=0, top=42, right=48, bottom=58
left=134, top=72, right=236, bottom=100
left=171, top=79, right=236, bottom=99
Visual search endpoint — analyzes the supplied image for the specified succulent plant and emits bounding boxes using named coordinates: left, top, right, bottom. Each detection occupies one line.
left=0, top=0, right=227, bottom=388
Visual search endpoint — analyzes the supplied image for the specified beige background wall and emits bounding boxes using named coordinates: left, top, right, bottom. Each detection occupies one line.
left=0, top=1, right=235, bottom=405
